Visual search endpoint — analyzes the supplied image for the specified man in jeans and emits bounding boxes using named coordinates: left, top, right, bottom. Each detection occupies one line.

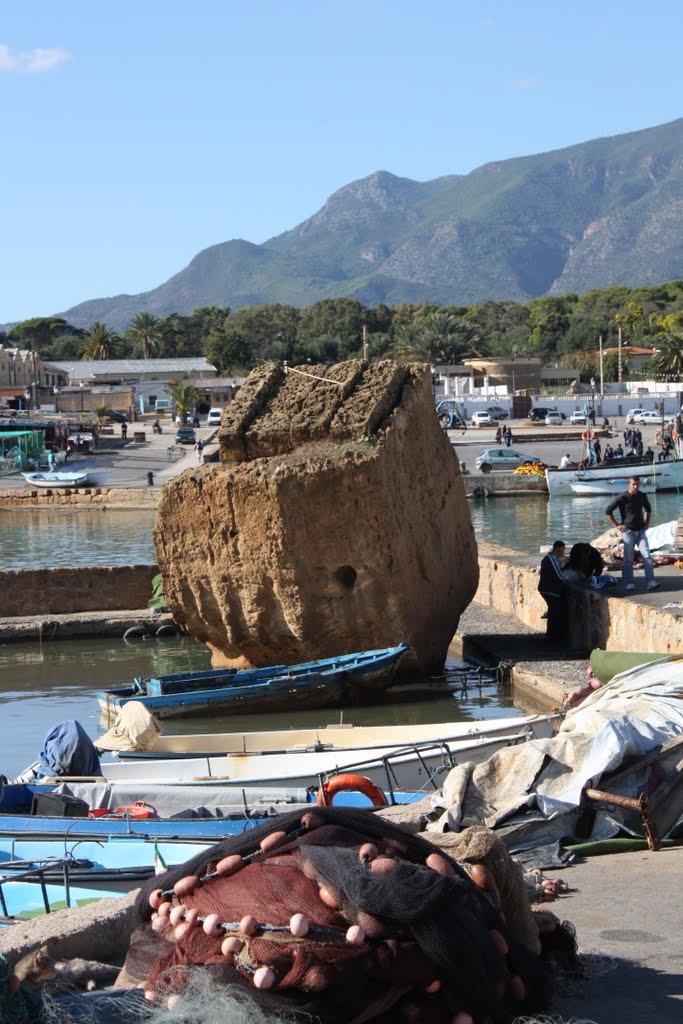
left=605, top=477, right=659, bottom=591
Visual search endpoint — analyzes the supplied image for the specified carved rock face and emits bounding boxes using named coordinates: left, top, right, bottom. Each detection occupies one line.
left=154, top=360, right=478, bottom=673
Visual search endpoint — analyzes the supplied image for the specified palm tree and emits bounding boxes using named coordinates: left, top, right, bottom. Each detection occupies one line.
left=652, top=335, right=683, bottom=380
left=168, top=380, right=199, bottom=423
left=128, top=311, right=161, bottom=359
left=389, top=324, right=435, bottom=361
left=81, top=322, right=120, bottom=360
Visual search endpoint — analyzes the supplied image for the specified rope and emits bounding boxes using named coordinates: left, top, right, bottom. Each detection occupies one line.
left=283, top=364, right=344, bottom=388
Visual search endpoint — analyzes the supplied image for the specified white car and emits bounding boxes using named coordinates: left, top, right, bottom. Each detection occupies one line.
left=625, top=409, right=644, bottom=424
left=471, top=411, right=493, bottom=426
left=638, top=411, right=665, bottom=425
left=475, top=447, right=543, bottom=473
left=545, top=412, right=563, bottom=425
left=206, top=408, right=223, bottom=426
left=569, top=411, right=587, bottom=425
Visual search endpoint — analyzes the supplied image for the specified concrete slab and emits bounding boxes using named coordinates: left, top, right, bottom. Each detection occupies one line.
left=552, top=848, right=683, bottom=1023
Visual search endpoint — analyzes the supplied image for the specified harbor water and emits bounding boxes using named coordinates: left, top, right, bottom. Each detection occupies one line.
left=0, top=636, right=517, bottom=778
left=1, top=488, right=680, bottom=778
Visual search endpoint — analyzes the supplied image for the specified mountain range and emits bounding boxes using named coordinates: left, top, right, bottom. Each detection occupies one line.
left=60, top=118, right=683, bottom=330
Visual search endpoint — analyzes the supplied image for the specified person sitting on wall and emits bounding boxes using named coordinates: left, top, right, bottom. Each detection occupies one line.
left=538, top=540, right=569, bottom=643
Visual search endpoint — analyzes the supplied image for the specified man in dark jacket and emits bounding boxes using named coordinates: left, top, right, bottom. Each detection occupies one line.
left=605, top=477, right=659, bottom=592
left=538, top=540, right=568, bottom=641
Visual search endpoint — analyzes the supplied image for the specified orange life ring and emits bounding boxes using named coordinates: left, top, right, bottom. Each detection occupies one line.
left=581, top=430, right=596, bottom=442
left=317, top=773, right=388, bottom=807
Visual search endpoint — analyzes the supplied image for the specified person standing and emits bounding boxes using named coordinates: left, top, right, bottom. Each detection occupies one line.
left=195, top=438, right=204, bottom=464
left=121, top=421, right=128, bottom=440
left=605, top=477, right=659, bottom=592
left=538, top=540, right=569, bottom=642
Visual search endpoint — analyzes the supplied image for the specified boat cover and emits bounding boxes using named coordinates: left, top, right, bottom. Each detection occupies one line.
left=38, top=720, right=102, bottom=777
left=53, top=781, right=312, bottom=818
left=430, top=658, right=683, bottom=853
left=95, top=700, right=164, bottom=752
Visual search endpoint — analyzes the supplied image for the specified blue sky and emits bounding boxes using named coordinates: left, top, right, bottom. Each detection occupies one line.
left=2, top=0, right=683, bottom=324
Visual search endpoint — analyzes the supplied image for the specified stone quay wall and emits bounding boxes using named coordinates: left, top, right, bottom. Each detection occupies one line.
left=2, top=564, right=158, bottom=617
left=476, top=542, right=683, bottom=654
left=0, top=487, right=160, bottom=509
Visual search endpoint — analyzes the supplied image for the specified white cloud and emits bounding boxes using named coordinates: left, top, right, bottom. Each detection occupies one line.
left=510, top=76, right=538, bottom=91
left=0, top=43, right=71, bottom=73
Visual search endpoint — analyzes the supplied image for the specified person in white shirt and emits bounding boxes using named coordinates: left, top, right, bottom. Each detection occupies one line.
left=560, top=453, right=576, bottom=469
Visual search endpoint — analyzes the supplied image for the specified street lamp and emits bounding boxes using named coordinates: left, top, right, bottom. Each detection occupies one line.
left=590, top=377, right=596, bottom=423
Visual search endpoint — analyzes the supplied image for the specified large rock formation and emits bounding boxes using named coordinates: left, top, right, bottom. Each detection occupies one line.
left=154, top=360, right=478, bottom=673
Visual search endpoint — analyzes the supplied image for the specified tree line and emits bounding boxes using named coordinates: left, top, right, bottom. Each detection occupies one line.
left=4, top=280, right=683, bottom=381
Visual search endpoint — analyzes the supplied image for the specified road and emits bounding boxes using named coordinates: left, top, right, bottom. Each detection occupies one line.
left=0, top=418, right=218, bottom=490
left=447, top=418, right=668, bottom=474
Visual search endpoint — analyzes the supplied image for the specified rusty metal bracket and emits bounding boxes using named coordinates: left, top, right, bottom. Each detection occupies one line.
left=584, top=787, right=661, bottom=851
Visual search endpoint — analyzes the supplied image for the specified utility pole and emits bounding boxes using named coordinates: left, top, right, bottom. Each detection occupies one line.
left=618, top=324, right=623, bottom=385
left=362, top=324, right=369, bottom=362
left=599, top=334, right=604, bottom=396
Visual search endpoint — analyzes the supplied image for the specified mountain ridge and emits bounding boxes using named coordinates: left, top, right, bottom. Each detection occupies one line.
left=56, top=117, right=683, bottom=329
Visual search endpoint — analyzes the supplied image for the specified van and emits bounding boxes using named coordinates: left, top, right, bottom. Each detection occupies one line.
left=154, top=399, right=173, bottom=414
left=206, top=408, right=222, bottom=426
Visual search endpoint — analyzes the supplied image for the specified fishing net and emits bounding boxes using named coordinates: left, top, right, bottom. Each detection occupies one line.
left=124, top=807, right=553, bottom=1024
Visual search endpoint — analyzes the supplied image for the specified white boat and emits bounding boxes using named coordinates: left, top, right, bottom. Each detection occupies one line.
left=22, top=471, right=89, bottom=487
left=570, top=476, right=658, bottom=496
left=546, top=457, right=683, bottom=496
left=39, top=714, right=558, bottom=795
left=106, top=713, right=555, bottom=759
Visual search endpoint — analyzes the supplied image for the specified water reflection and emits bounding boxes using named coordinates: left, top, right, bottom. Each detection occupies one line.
left=0, top=508, right=157, bottom=569
left=469, top=491, right=682, bottom=553
left=0, top=637, right=516, bottom=778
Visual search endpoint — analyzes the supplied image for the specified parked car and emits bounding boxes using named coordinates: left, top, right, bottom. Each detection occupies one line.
left=486, top=405, right=509, bottom=420
left=528, top=407, right=565, bottom=422
left=471, top=411, right=493, bottom=426
left=104, top=410, right=128, bottom=424
left=206, top=408, right=223, bottom=426
left=569, top=411, right=587, bottom=425
left=475, top=448, right=543, bottom=473
left=638, top=411, right=665, bottom=425
left=175, top=426, right=197, bottom=445
left=545, top=412, right=563, bottom=425
left=625, top=409, right=644, bottom=424
left=435, top=400, right=466, bottom=429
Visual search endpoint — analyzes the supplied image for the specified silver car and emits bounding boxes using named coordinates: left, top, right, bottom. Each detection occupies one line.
left=475, top=447, right=543, bottom=473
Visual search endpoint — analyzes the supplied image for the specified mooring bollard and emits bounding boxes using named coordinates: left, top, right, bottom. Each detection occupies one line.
left=147, top=471, right=154, bottom=486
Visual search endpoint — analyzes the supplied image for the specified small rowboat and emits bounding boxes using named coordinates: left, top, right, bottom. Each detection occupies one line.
left=97, top=644, right=410, bottom=721
left=22, top=471, right=89, bottom=487
left=570, top=476, right=657, bottom=496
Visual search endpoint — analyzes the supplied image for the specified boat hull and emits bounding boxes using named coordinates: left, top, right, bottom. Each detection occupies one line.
left=113, top=713, right=556, bottom=759
left=49, top=720, right=554, bottom=795
left=546, top=458, right=683, bottom=496
left=97, top=644, right=409, bottom=721
left=22, top=472, right=89, bottom=487
left=571, top=477, right=657, bottom=496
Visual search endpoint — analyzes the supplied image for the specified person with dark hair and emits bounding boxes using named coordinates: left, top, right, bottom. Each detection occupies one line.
left=605, top=477, right=659, bottom=592
left=538, top=540, right=568, bottom=641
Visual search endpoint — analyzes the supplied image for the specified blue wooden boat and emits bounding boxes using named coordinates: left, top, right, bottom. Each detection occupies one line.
left=0, top=782, right=422, bottom=842
left=97, top=643, right=410, bottom=721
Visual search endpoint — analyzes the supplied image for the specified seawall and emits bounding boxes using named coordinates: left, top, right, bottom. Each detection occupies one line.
left=1, top=564, right=158, bottom=617
left=476, top=542, right=683, bottom=655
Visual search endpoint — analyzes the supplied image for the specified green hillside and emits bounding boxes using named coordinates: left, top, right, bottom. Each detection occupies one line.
left=59, top=118, right=683, bottom=330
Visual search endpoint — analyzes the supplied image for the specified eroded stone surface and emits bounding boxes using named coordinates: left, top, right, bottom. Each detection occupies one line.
left=154, top=360, right=478, bottom=672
